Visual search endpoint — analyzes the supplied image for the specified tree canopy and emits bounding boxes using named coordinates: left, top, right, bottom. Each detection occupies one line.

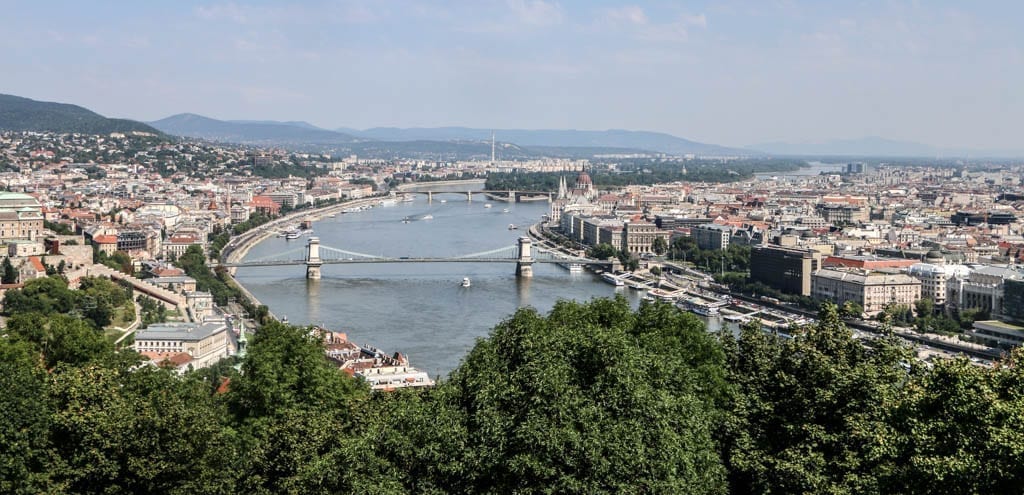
left=3, top=296, right=1024, bottom=493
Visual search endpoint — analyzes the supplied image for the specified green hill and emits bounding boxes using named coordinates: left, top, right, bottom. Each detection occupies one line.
left=0, top=94, right=160, bottom=134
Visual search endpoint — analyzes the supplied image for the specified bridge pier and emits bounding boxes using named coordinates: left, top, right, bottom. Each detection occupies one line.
left=466, top=191, right=472, bottom=202
left=306, top=237, right=322, bottom=280
left=508, top=190, right=515, bottom=202
left=516, top=236, right=534, bottom=278
left=427, top=191, right=432, bottom=203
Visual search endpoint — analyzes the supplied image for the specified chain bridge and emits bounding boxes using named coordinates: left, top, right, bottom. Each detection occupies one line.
left=222, top=236, right=606, bottom=279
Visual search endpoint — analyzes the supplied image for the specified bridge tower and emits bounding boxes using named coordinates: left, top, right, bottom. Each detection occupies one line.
left=508, top=189, right=515, bottom=202
left=426, top=191, right=432, bottom=203
left=516, top=236, right=534, bottom=278
left=467, top=191, right=473, bottom=202
left=306, top=237, right=323, bottom=280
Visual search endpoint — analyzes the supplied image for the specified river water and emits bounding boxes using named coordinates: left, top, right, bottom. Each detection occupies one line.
left=236, top=191, right=648, bottom=376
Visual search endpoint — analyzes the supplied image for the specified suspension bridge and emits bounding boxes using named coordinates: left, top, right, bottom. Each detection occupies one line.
left=222, top=236, right=607, bottom=279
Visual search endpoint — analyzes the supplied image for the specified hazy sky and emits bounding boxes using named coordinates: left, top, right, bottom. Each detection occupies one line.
left=1, top=1, right=1021, bottom=149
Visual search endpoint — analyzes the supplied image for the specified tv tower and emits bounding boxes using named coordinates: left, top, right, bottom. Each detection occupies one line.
left=491, top=131, right=496, bottom=166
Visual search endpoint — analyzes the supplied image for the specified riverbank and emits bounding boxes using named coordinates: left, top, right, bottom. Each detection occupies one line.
left=220, top=195, right=389, bottom=316
left=222, top=179, right=495, bottom=319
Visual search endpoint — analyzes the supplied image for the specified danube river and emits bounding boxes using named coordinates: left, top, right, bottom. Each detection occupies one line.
left=236, top=192, right=643, bottom=376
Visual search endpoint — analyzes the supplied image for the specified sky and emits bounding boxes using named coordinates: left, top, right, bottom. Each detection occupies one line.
left=1, top=0, right=1022, bottom=150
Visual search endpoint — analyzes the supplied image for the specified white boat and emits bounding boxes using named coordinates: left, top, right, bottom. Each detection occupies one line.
left=484, top=203, right=492, bottom=208
left=422, top=214, right=434, bottom=220
left=440, top=199, right=447, bottom=203
left=502, top=208, right=510, bottom=213
left=400, top=195, right=415, bottom=203
left=328, top=213, right=337, bottom=218
left=461, top=277, right=471, bottom=288
left=558, top=262, right=583, bottom=273
left=508, top=224, right=518, bottom=230
left=601, top=272, right=625, bottom=287
left=285, top=232, right=301, bottom=240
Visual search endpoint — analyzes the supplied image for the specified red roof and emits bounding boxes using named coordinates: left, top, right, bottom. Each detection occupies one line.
left=93, top=235, right=118, bottom=244
left=28, top=257, right=45, bottom=272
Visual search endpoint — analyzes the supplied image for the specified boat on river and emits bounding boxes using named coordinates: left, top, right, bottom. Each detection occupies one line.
left=461, top=277, right=471, bottom=288
left=484, top=203, right=492, bottom=208
left=601, top=272, right=625, bottom=287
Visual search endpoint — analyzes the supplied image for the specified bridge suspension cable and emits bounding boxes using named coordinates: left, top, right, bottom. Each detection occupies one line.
left=453, top=245, right=519, bottom=259
left=247, top=246, right=306, bottom=263
left=319, top=245, right=385, bottom=260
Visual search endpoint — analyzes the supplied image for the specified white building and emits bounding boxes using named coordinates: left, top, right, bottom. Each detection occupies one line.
left=133, top=320, right=230, bottom=371
left=691, top=224, right=732, bottom=251
left=812, top=268, right=922, bottom=316
left=907, top=263, right=970, bottom=307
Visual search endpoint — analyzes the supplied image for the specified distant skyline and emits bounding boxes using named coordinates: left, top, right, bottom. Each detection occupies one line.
left=1, top=1, right=1021, bottom=151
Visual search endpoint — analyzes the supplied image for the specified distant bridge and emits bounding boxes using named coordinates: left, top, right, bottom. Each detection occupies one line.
left=224, top=237, right=607, bottom=279
left=401, top=189, right=554, bottom=203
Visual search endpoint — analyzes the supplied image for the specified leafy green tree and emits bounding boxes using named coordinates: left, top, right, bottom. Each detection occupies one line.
left=421, top=298, right=728, bottom=494
left=722, top=301, right=913, bottom=494
left=883, top=354, right=1024, bottom=493
left=47, top=363, right=236, bottom=494
left=2, top=276, right=77, bottom=316
left=5, top=313, right=111, bottom=368
left=78, top=276, right=130, bottom=327
left=227, top=321, right=380, bottom=493
left=841, top=300, right=864, bottom=319
left=2, top=256, right=18, bottom=283
left=652, top=236, right=668, bottom=255
left=0, top=338, right=54, bottom=494
left=587, top=243, right=618, bottom=260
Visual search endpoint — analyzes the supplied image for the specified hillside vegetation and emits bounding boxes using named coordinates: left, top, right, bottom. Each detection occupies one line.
left=0, top=94, right=160, bottom=134
left=3, top=295, right=1024, bottom=494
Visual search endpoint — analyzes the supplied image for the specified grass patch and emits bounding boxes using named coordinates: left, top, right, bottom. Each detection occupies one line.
left=108, top=301, right=136, bottom=329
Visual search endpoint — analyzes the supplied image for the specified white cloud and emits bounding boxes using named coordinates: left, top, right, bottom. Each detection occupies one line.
left=600, top=6, right=648, bottom=27
left=506, top=0, right=564, bottom=27
left=195, top=3, right=253, bottom=24
left=638, top=13, right=707, bottom=43
left=679, top=13, right=707, bottom=28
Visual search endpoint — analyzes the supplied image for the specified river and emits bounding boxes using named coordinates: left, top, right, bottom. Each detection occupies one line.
left=236, top=191, right=648, bottom=377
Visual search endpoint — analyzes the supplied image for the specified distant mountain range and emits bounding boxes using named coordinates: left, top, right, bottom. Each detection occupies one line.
left=146, top=114, right=749, bottom=155
left=337, top=127, right=751, bottom=156
left=0, top=94, right=159, bottom=134
left=149, top=114, right=357, bottom=146
left=9, top=94, right=1016, bottom=158
left=748, top=136, right=1024, bottom=158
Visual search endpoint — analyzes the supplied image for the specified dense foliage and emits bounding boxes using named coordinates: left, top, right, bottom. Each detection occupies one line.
left=4, top=295, right=1024, bottom=493
left=0, top=93, right=160, bottom=134
left=2, top=276, right=130, bottom=328
left=670, top=237, right=751, bottom=273
left=176, top=245, right=269, bottom=323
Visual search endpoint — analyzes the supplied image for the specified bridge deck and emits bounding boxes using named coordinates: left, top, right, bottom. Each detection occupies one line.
left=224, top=257, right=604, bottom=268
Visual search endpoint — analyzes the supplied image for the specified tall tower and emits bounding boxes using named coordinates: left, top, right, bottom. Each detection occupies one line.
left=306, top=237, right=322, bottom=280
left=491, top=132, right=496, bottom=166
